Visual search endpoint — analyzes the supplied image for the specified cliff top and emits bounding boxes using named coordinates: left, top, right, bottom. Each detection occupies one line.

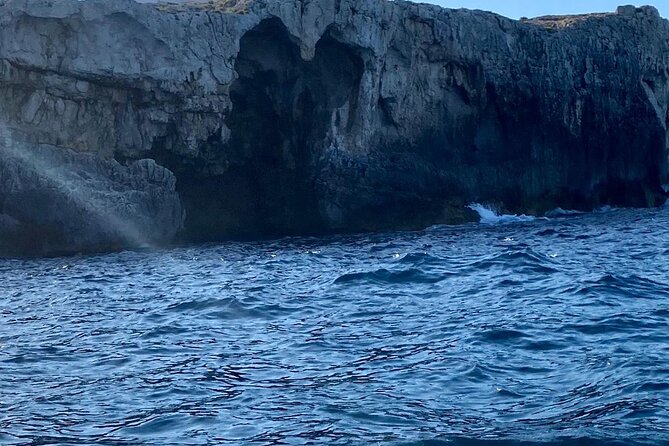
left=153, top=0, right=255, bottom=13
left=139, top=0, right=664, bottom=23
left=522, top=13, right=614, bottom=30
left=523, top=5, right=661, bottom=30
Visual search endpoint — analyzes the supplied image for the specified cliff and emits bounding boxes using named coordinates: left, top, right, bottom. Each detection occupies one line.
left=0, top=0, right=668, bottom=255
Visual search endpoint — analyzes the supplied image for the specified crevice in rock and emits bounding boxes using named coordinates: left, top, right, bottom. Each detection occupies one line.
left=641, top=77, right=668, bottom=130
left=151, top=18, right=364, bottom=241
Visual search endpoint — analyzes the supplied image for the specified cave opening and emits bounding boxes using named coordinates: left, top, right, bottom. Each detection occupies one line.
left=161, top=18, right=363, bottom=241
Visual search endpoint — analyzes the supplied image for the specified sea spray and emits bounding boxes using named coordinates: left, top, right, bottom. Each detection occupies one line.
left=467, top=203, right=537, bottom=224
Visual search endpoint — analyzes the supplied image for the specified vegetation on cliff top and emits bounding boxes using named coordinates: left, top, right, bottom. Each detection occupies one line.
left=155, top=0, right=255, bottom=14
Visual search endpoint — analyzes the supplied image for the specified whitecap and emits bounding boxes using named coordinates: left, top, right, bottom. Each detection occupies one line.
left=467, top=203, right=537, bottom=224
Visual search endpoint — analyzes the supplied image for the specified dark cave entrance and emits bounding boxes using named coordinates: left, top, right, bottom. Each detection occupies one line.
left=167, top=18, right=363, bottom=241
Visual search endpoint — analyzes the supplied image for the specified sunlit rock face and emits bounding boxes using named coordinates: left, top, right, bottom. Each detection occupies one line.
left=0, top=133, right=183, bottom=256
left=0, top=0, right=668, bottom=255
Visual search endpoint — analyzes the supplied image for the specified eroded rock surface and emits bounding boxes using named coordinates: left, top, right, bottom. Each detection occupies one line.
left=0, top=0, right=668, bottom=255
left=0, top=130, right=183, bottom=256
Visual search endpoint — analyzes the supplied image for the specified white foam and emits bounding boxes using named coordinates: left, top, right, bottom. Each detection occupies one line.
left=467, top=203, right=537, bottom=225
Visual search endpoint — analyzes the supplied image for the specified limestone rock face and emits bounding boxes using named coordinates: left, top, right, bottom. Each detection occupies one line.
left=0, top=130, right=183, bottom=256
left=0, top=0, right=668, bottom=255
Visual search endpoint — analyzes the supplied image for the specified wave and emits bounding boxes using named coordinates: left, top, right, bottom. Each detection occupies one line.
left=594, top=205, right=619, bottom=213
left=470, top=203, right=623, bottom=224
left=467, top=203, right=538, bottom=224
left=334, top=267, right=445, bottom=285
left=546, top=206, right=618, bottom=218
left=544, top=207, right=584, bottom=218
left=465, top=248, right=560, bottom=274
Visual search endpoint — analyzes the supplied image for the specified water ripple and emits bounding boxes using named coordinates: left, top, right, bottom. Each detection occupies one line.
left=1, top=208, right=669, bottom=444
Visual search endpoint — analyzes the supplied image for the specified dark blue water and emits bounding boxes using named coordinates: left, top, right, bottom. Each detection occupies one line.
left=2, top=207, right=669, bottom=445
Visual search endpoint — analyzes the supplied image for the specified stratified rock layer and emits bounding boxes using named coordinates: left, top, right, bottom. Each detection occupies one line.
left=0, top=0, right=668, bottom=255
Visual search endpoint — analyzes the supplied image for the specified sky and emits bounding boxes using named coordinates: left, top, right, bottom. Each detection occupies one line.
left=417, top=1, right=668, bottom=19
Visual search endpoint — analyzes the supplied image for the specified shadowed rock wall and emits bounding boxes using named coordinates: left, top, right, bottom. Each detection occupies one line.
left=0, top=0, right=668, bottom=255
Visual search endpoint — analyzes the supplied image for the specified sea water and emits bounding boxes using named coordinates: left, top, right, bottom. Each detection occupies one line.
left=1, top=207, right=669, bottom=445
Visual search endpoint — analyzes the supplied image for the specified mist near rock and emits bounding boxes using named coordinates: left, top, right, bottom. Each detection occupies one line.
left=0, top=125, right=183, bottom=256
